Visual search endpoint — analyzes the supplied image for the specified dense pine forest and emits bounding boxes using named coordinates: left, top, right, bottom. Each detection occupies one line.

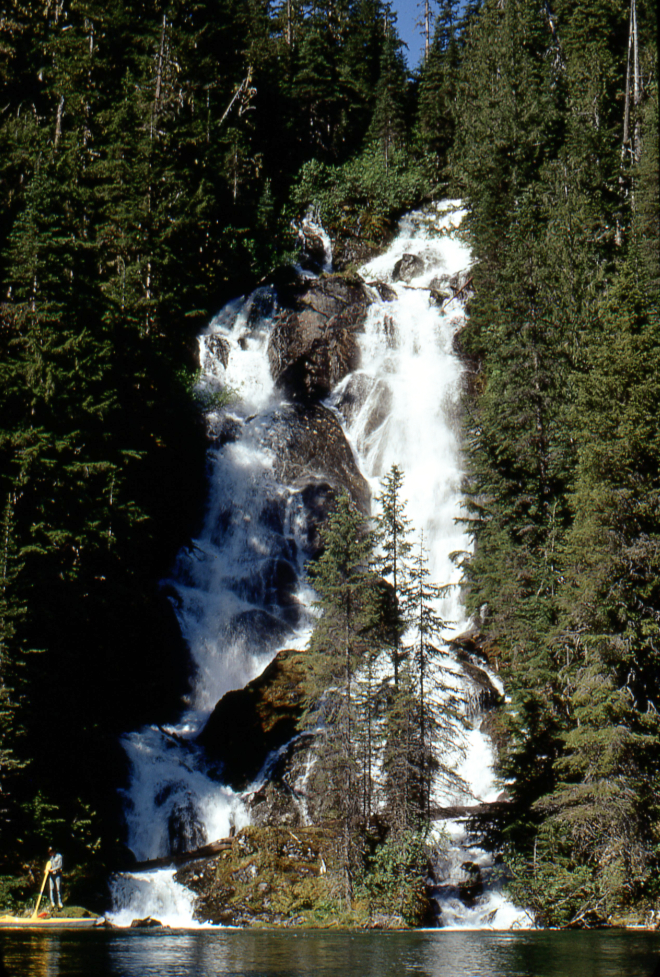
left=0, top=0, right=658, bottom=925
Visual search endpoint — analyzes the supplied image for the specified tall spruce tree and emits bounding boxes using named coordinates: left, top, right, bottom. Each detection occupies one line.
left=303, top=491, right=377, bottom=903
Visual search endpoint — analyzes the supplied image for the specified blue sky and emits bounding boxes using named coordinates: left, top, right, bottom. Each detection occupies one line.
left=393, top=0, right=426, bottom=70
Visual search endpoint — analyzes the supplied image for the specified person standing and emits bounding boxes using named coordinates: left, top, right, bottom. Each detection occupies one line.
left=47, top=848, right=63, bottom=910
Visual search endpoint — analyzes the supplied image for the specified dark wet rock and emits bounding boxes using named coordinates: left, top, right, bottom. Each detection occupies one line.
left=208, top=414, right=242, bottom=447
left=448, top=627, right=502, bottom=673
left=130, top=917, right=164, bottom=928
left=299, top=226, right=329, bottom=274
left=261, top=402, right=371, bottom=548
left=168, top=794, right=207, bottom=855
left=197, top=649, right=306, bottom=790
left=230, top=609, right=293, bottom=649
left=392, top=253, right=424, bottom=283
left=458, top=862, right=483, bottom=905
left=206, top=334, right=231, bottom=368
left=371, top=280, right=398, bottom=302
left=268, top=276, right=371, bottom=400
left=247, top=728, right=318, bottom=828
left=428, top=275, right=452, bottom=307
left=245, top=286, right=276, bottom=326
left=332, top=375, right=392, bottom=441
left=228, top=559, right=300, bottom=622
left=448, top=269, right=473, bottom=298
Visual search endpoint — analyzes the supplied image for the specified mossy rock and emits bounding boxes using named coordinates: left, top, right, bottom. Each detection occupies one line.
left=175, top=825, right=433, bottom=929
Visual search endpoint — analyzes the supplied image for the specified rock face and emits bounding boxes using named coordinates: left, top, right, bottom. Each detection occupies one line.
left=197, top=649, right=306, bottom=791
left=260, top=401, right=371, bottom=552
left=392, top=253, right=424, bottom=283
left=268, top=276, right=371, bottom=401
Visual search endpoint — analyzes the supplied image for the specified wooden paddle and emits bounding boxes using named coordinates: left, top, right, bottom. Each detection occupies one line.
left=31, top=861, right=51, bottom=920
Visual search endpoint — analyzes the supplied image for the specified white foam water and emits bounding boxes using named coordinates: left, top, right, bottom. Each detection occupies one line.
left=110, top=869, right=202, bottom=928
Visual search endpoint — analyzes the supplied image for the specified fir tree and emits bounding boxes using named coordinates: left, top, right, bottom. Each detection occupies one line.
left=303, top=491, right=377, bottom=903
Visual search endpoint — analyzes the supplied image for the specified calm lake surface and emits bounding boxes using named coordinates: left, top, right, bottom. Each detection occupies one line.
left=1, top=929, right=659, bottom=977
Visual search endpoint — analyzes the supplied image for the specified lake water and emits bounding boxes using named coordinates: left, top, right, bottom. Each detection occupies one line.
left=1, top=928, right=659, bottom=977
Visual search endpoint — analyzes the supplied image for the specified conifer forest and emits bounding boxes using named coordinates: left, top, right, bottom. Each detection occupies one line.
left=0, top=0, right=658, bottom=928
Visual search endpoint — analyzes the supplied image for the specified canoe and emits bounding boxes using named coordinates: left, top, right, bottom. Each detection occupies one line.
left=0, top=916, right=103, bottom=929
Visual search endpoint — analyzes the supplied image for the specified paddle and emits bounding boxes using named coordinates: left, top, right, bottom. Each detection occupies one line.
left=31, top=861, right=51, bottom=920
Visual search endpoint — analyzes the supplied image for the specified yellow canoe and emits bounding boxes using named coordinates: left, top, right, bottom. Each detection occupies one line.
left=0, top=916, right=103, bottom=928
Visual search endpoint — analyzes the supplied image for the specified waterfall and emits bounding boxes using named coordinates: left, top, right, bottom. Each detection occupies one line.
left=110, top=200, right=530, bottom=929
left=333, top=201, right=529, bottom=928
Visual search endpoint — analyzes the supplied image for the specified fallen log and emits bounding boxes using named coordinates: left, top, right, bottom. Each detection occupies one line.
left=441, top=275, right=474, bottom=312
left=429, top=799, right=510, bottom=821
left=428, top=804, right=490, bottom=820
left=129, top=838, right=234, bottom=873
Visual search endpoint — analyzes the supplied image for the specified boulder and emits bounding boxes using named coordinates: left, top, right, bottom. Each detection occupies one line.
left=268, top=276, right=371, bottom=400
left=197, top=649, right=306, bottom=790
left=206, top=334, right=231, bottom=368
left=261, top=403, right=371, bottom=553
left=332, top=374, right=392, bottom=443
left=392, top=253, right=424, bottom=283
left=371, top=280, right=398, bottom=302
left=428, top=275, right=452, bottom=308
left=244, top=286, right=277, bottom=326
left=130, top=917, right=164, bottom=928
left=207, top=414, right=242, bottom=447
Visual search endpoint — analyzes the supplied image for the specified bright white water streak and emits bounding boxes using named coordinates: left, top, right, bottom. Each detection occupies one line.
left=112, top=200, right=529, bottom=928
left=340, top=200, right=529, bottom=928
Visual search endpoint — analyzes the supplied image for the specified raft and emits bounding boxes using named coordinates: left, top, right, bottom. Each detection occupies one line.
left=0, top=916, right=103, bottom=929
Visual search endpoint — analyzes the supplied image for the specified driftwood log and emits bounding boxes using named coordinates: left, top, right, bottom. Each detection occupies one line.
left=130, top=838, right=233, bottom=872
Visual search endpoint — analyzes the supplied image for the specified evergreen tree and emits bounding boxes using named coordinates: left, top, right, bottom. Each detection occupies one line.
left=303, top=491, right=377, bottom=903
left=407, top=532, right=463, bottom=819
left=367, top=32, right=408, bottom=169
left=374, top=464, right=413, bottom=687
left=416, top=0, right=460, bottom=182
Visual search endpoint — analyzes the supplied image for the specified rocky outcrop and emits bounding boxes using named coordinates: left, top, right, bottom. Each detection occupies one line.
left=332, top=374, right=392, bottom=438
left=448, top=628, right=501, bottom=674
left=197, top=649, right=306, bottom=790
left=268, top=276, right=371, bottom=401
left=428, top=275, right=452, bottom=308
left=392, top=253, right=424, bottom=283
left=174, top=826, right=342, bottom=927
left=333, top=238, right=383, bottom=272
left=260, top=402, right=371, bottom=551
left=173, top=825, right=429, bottom=927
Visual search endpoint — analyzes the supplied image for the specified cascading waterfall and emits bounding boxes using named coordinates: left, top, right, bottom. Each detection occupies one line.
left=333, top=201, right=529, bottom=929
left=110, top=200, right=530, bottom=929
left=110, top=287, right=317, bottom=926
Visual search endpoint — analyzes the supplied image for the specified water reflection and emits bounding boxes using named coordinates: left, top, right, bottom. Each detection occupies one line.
left=106, top=929, right=660, bottom=977
left=2, top=934, right=61, bottom=977
left=0, top=929, right=659, bottom=977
